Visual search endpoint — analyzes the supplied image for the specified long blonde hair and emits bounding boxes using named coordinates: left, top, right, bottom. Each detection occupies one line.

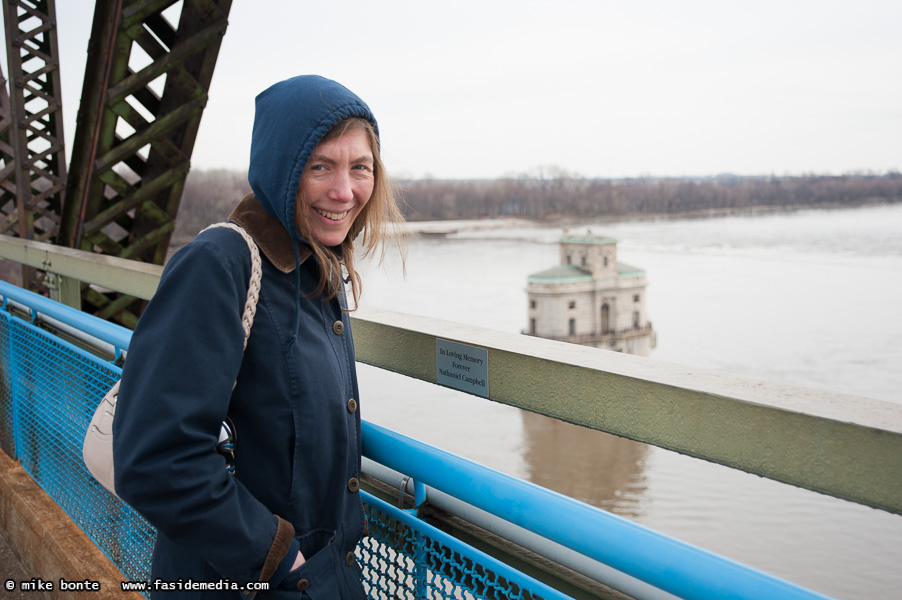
left=295, top=117, right=406, bottom=307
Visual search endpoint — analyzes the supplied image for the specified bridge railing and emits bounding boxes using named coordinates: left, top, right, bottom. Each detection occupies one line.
left=2, top=233, right=900, bottom=599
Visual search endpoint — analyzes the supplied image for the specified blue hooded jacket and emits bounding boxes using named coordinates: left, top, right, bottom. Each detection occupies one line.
left=113, top=75, right=376, bottom=598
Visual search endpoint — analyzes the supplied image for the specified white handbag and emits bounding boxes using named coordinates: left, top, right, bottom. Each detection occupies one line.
left=82, top=222, right=262, bottom=496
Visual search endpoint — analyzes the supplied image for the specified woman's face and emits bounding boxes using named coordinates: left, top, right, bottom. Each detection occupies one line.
left=297, top=127, right=374, bottom=247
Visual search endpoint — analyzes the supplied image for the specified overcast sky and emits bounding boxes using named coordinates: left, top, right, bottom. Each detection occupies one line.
left=33, top=1, right=902, bottom=179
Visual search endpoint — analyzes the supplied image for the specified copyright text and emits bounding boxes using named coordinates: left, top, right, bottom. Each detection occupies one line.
left=5, top=578, right=100, bottom=592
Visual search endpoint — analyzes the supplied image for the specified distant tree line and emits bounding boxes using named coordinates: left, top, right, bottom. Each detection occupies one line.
left=397, top=168, right=902, bottom=221
left=173, top=167, right=902, bottom=244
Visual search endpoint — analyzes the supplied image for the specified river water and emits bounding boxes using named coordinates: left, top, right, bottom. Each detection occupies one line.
left=354, top=203, right=902, bottom=600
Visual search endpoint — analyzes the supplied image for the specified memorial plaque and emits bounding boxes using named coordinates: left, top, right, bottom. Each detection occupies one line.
left=436, top=339, right=489, bottom=397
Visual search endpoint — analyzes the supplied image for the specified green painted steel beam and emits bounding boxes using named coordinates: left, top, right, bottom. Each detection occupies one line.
left=0, top=234, right=160, bottom=300
left=85, top=163, right=189, bottom=237
left=351, top=306, right=902, bottom=516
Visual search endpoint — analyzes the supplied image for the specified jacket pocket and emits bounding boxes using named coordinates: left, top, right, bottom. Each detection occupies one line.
left=295, top=528, right=335, bottom=562
left=285, top=538, right=341, bottom=599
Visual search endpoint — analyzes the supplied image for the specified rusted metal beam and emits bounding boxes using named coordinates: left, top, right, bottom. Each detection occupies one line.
left=59, top=0, right=231, bottom=326
left=0, top=0, right=67, bottom=291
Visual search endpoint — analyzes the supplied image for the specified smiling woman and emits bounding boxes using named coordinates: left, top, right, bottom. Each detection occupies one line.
left=295, top=117, right=401, bottom=306
left=300, top=122, right=377, bottom=247
left=111, top=75, right=406, bottom=599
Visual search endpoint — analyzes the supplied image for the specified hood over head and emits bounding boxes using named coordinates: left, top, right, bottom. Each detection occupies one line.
left=248, top=75, right=378, bottom=242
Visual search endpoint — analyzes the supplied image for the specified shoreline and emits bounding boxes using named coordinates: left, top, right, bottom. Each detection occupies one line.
left=400, top=200, right=897, bottom=236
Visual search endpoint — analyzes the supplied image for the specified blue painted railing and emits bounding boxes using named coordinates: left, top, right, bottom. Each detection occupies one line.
left=0, top=279, right=834, bottom=599
left=363, top=421, right=832, bottom=600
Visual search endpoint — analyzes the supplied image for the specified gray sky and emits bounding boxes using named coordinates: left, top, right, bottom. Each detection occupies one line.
left=38, top=1, right=902, bottom=179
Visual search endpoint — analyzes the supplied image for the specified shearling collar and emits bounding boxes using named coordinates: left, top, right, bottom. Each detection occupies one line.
left=228, top=193, right=312, bottom=273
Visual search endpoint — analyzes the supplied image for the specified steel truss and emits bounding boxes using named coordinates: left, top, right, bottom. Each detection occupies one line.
left=1, top=0, right=231, bottom=327
left=0, top=0, right=67, bottom=290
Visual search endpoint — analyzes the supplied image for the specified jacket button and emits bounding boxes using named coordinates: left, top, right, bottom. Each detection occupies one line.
left=332, top=320, right=344, bottom=335
left=348, top=477, right=359, bottom=493
left=345, top=551, right=355, bottom=566
left=347, top=398, right=357, bottom=413
left=297, top=579, right=309, bottom=592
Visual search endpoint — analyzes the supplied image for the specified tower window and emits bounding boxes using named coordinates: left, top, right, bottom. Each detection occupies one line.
left=568, top=300, right=576, bottom=309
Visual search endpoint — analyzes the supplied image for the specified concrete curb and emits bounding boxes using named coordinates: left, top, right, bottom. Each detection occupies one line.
left=0, top=450, right=143, bottom=599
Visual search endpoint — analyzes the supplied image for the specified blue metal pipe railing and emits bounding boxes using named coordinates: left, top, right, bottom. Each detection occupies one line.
left=0, top=281, right=132, bottom=353
left=362, top=421, right=833, bottom=600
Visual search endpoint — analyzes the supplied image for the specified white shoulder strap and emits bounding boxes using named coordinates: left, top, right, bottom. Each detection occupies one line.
left=201, top=222, right=262, bottom=350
